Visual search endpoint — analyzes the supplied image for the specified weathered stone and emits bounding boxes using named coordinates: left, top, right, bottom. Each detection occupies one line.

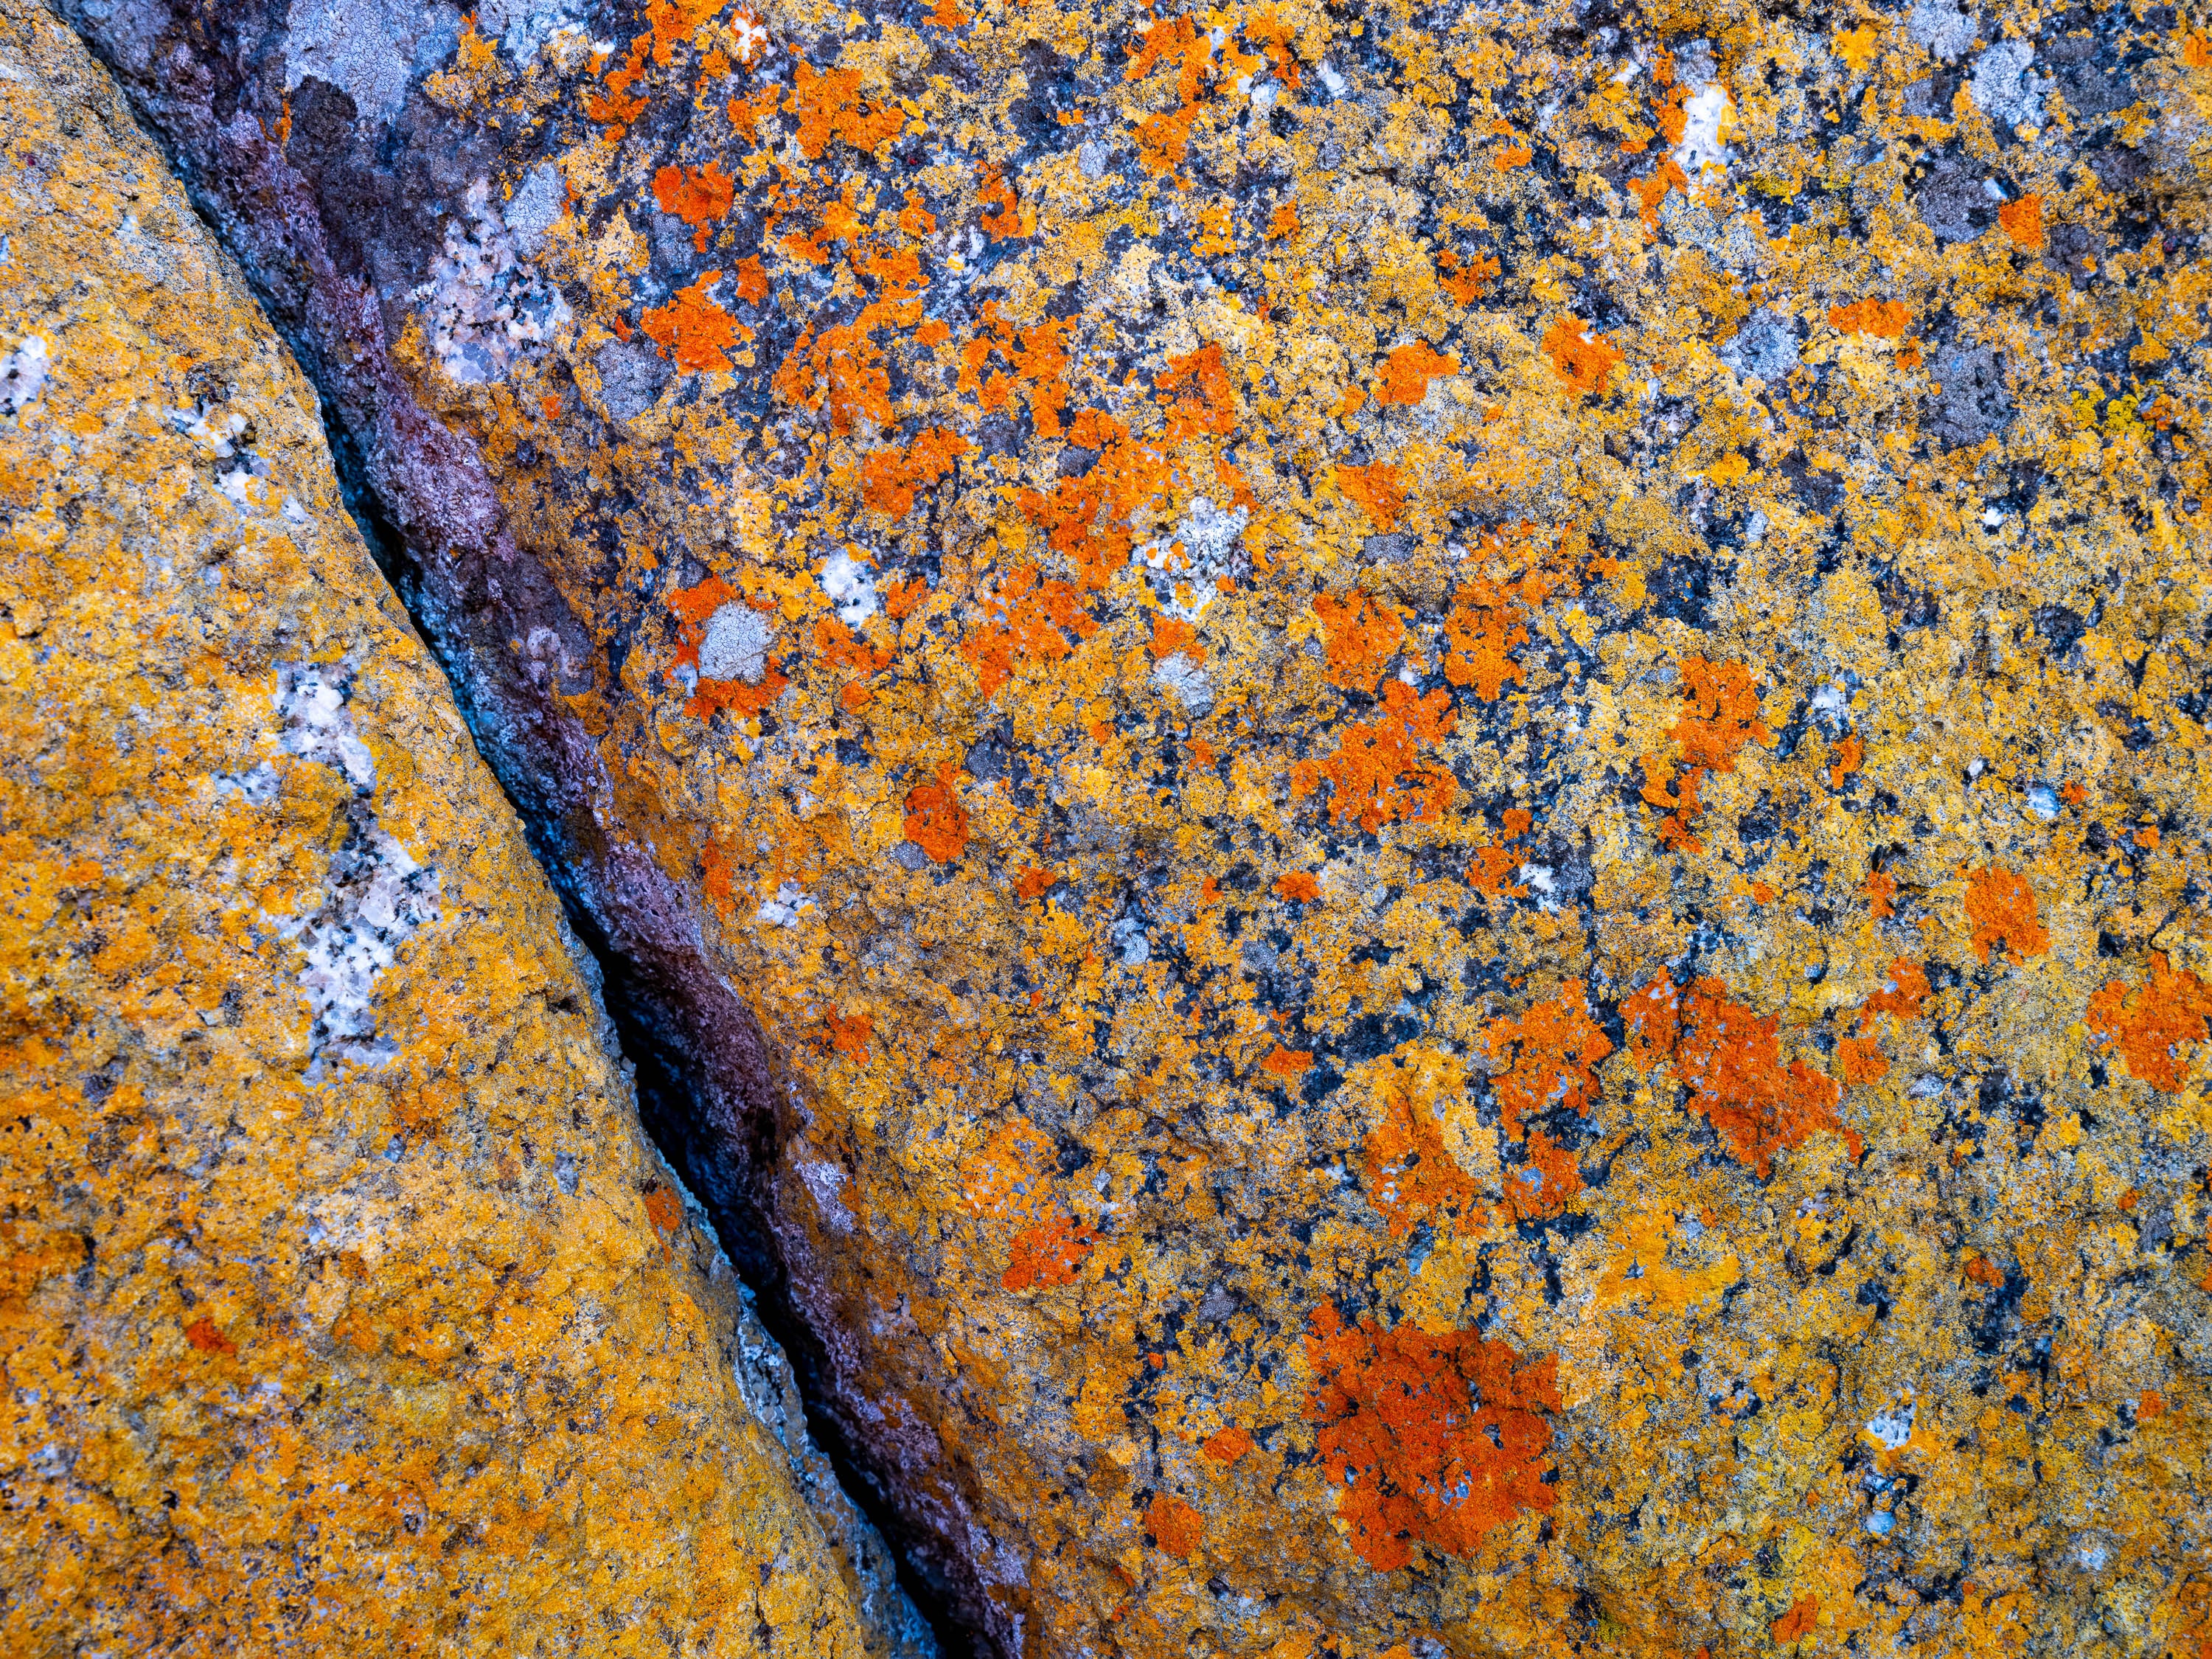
left=0, top=7, right=922, bottom=1654
left=45, top=0, right=2212, bottom=1655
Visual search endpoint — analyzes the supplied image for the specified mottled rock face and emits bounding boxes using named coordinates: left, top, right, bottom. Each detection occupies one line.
left=48, top=0, right=2212, bottom=1654
left=0, top=8, right=919, bottom=1655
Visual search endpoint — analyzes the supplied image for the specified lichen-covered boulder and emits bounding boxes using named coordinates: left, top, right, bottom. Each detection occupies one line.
left=55, top=0, right=2212, bottom=1654
left=0, top=7, right=923, bottom=1655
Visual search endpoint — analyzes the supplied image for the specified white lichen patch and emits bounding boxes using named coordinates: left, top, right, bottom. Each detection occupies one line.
left=1, top=334, right=48, bottom=415
left=504, top=162, right=566, bottom=257
left=1970, top=40, right=2048, bottom=130
left=1671, top=46, right=1734, bottom=181
left=757, top=883, right=815, bottom=928
left=417, top=179, right=571, bottom=385
left=278, top=663, right=378, bottom=790
left=1137, top=495, right=1248, bottom=621
left=1152, top=654, right=1214, bottom=715
left=699, top=603, right=772, bottom=684
left=822, top=549, right=879, bottom=627
left=477, top=0, right=582, bottom=66
left=269, top=664, right=439, bottom=1074
left=1865, top=1397, right=1917, bottom=1450
left=285, top=0, right=461, bottom=127
left=285, top=822, right=442, bottom=1074
left=1906, top=0, right=1978, bottom=64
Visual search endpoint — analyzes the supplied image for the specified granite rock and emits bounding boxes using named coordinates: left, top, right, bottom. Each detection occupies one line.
left=44, top=0, right=2212, bottom=1655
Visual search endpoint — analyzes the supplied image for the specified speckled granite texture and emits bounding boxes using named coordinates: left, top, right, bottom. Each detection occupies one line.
left=31, top=0, right=2212, bottom=1652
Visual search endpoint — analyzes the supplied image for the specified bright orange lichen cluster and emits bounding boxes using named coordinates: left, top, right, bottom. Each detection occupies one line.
left=1306, top=1306, right=1562, bottom=1571
left=1629, top=978, right=1859, bottom=1180
left=2088, top=955, right=2212, bottom=1091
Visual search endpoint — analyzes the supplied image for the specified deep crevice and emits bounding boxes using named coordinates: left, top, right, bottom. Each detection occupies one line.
left=312, top=379, right=977, bottom=1659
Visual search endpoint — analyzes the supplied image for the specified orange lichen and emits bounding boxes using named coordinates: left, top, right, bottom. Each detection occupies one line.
left=1261, top=1047, right=1315, bottom=1078
left=1962, top=1251, right=2006, bottom=1288
left=653, top=161, right=736, bottom=251
left=978, top=163, right=1031, bottom=240
left=1773, top=1594, right=1820, bottom=1645
left=1376, top=342, right=1458, bottom=407
left=1335, top=462, right=1407, bottom=529
left=585, top=38, right=650, bottom=133
left=1152, top=616, right=1204, bottom=661
left=1147, top=1492, right=1206, bottom=1558
left=1468, top=844, right=1526, bottom=899
left=1998, top=195, right=2046, bottom=251
left=861, top=427, right=971, bottom=516
left=1863, top=959, right=1932, bottom=1021
left=1541, top=316, right=1624, bottom=397
left=1158, top=342, right=1238, bottom=440
left=902, top=762, right=971, bottom=863
left=1630, top=158, right=1688, bottom=226
left=1641, top=756, right=1706, bottom=852
left=1004, top=1213, right=1096, bottom=1291
left=1629, top=978, right=1859, bottom=1179
left=645, top=0, right=720, bottom=62
left=1506, top=1129, right=1583, bottom=1220
left=641, top=274, right=743, bottom=375
left=827, top=1012, right=874, bottom=1058
left=1203, top=1426, right=1253, bottom=1464
left=2087, top=954, right=2212, bottom=1091
left=1275, top=872, right=1321, bottom=902
left=1296, top=681, right=1456, bottom=832
left=1436, top=247, right=1500, bottom=303
left=1862, top=870, right=1899, bottom=918
left=1441, top=577, right=1534, bottom=700
left=1827, top=733, right=1864, bottom=787
left=1306, top=1306, right=1561, bottom=1572
left=1672, top=658, right=1771, bottom=773
left=1829, top=299, right=1912, bottom=338
left=1364, top=1085, right=1481, bottom=1239
left=1836, top=1026, right=1888, bottom=1085
left=1313, top=591, right=1406, bottom=692
left=790, top=63, right=902, bottom=159
left=881, top=576, right=928, bottom=619
left=1480, top=981, right=1614, bottom=1141
left=773, top=319, right=893, bottom=434
left=962, top=565, right=1098, bottom=694
left=1963, top=866, right=2050, bottom=964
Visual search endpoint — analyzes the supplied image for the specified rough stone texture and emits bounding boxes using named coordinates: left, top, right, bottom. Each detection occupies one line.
left=0, top=7, right=924, bottom=1655
left=45, top=0, right=2212, bottom=1655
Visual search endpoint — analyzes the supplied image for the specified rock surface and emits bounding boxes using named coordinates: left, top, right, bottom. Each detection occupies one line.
left=44, top=0, right=2212, bottom=1654
left=0, top=7, right=924, bottom=1655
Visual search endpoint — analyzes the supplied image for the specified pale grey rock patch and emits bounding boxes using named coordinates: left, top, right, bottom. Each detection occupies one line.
left=1152, top=653, right=1214, bottom=716
left=1720, top=308, right=1801, bottom=382
left=595, top=337, right=670, bottom=420
left=505, top=162, right=565, bottom=256
left=1, top=334, right=48, bottom=414
left=284, top=0, right=460, bottom=127
left=478, top=0, right=582, bottom=64
left=1138, top=495, right=1248, bottom=621
left=1928, top=346, right=2014, bottom=447
left=271, top=664, right=439, bottom=1076
left=417, top=178, right=571, bottom=384
left=1907, top=0, right=1978, bottom=63
left=698, top=603, right=772, bottom=684
left=1970, top=39, right=2048, bottom=129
